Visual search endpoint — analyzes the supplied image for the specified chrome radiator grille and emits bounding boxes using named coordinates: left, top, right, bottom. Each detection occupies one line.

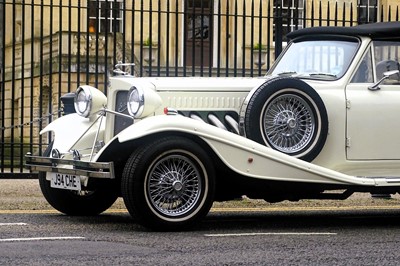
left=114, top=91, right=133, bottom=135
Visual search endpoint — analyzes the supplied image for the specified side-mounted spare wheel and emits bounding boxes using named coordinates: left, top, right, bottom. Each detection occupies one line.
left=240, top=77, right=328, bottom=162
left=121, top=136, right=215, bottom=231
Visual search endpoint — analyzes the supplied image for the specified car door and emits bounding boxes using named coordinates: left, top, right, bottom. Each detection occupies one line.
left=346, top=42, right=400, bottom=160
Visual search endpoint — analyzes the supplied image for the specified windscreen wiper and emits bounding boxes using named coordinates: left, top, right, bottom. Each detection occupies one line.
left=308, top=72, right=337, bottom=78
left=277, top=71, right=297, bottom=76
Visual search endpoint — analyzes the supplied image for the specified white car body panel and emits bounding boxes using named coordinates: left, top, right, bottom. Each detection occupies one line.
left=115, top=115, right=399, bottom=187
left=107, top=75, right=400, bottom=177
left=346, top=83, right=400, bottom=160
left=40, top=113, right=105, bottom=156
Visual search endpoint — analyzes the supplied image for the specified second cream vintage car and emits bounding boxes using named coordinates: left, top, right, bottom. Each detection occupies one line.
left=27, top=22, right=400, bottom=230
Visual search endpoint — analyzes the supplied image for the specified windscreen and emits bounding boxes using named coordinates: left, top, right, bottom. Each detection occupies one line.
left=270, top=39, right=359, bottom=80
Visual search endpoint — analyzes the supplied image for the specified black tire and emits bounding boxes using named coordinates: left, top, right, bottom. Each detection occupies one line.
left=242, top=77, right=328, bottom=162
left=38, top=142, right=118, bottom=215
left=121, top=136, right=215, bottom=231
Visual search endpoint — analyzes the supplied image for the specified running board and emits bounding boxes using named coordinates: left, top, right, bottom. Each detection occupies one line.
left=308, top=189, right=354, bottom=200
left=364, top=176, right=400, bottom=186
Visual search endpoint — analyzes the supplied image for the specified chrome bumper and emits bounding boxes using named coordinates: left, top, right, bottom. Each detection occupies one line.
left=25, top=153, right=115, bottom=179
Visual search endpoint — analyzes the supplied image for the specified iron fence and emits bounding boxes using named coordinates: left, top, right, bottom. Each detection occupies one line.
left=0, top=0, right=399, bottom=178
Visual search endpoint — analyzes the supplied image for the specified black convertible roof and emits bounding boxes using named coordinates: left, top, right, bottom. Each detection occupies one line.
left=287, top=21, right=400, bottom=40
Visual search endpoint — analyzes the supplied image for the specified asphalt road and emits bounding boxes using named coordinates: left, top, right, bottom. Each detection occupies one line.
left=1, top=180, right=400, bottom=265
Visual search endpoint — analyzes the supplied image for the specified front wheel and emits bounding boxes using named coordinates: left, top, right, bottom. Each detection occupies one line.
left=38, top=142, right=119, bottom=215
left=121, top=136, right=215, bottom=231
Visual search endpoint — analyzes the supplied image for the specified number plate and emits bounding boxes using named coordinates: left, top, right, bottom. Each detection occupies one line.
left=50, top=173, right=81, bottom=191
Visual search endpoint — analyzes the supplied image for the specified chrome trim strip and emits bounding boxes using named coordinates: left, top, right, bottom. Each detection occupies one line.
left=384, top=177, right=400, bottom=183
left=25, top=154, right=114, bottom=179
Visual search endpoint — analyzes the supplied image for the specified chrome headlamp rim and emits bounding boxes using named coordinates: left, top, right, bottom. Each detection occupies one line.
left=74, top=86, right=92, bottom=118
left=127, top=86, right=145, bottom=118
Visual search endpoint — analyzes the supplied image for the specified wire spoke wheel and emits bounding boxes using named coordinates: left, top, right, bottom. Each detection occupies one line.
left=122, top=136, right=215, bottom=231
left=147, top=154, right=202, bottom=217
left=263, top=93, right=315, bottom=154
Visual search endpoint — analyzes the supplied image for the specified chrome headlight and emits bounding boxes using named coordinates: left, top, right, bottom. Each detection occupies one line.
left=127, top=85, right=162, bottom=118
left=127, top=86, right=144, bottom=117
left=74, top=85, right=107, bottom=118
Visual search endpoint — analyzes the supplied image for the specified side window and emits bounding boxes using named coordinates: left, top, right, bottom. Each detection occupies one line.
left=374, top=41, right=400, bottom=84
left=351, top=49, right=373, bottom=83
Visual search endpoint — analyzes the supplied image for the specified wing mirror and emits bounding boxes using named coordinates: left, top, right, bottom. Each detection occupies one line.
left=368, top=70, right=400, bottom=91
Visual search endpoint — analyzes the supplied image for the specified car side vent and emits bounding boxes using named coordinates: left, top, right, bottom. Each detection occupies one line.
left=224, top=114, right=239, bottom=134
left=208, top=113, right=228, bottom=130
left=178, top=111, right=239, bottom=134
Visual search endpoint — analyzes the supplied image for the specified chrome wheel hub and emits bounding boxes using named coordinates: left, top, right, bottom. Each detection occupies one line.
left=263, top=93, right=315, bottom=154
left=286, top=117, right=297, bottom=129
left=172, top=180, right=183, bottom=192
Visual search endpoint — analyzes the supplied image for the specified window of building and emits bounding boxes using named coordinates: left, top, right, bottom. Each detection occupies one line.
left=358, top=0, right=378, bottom=24
left=273, top=0, right=305, bottom=42
left=184, top=0, right=214, bottom=67
left=88, top=0, right=124, bottom=33
left=186, top=0, right=212, bottom=41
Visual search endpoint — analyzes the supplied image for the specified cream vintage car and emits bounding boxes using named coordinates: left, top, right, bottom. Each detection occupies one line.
left=26, top=22, right=400, bottom=230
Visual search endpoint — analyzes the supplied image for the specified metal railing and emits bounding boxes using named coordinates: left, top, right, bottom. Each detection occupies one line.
left=0, top=0, right=399, bottom=178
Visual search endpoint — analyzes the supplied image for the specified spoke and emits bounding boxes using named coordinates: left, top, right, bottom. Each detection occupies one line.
left=147, top=153, right=202, bottom=217
left=264, top=94, right=316, bottom=153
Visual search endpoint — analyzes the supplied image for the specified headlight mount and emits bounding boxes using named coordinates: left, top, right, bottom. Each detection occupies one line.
left=74, top=85, right=107, bottom=118
left=127, top=86, right=145, bottom=117
left=127, top=85, right=162, bottom=118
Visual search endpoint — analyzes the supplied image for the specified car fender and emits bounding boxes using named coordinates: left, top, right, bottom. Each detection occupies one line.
left=115, top=115, right=376, bottom=187
left=40, top=113, right=105, bottom=153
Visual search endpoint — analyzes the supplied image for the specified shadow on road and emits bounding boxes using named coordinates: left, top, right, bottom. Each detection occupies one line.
left=44, top=208, right=400, bottom=232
